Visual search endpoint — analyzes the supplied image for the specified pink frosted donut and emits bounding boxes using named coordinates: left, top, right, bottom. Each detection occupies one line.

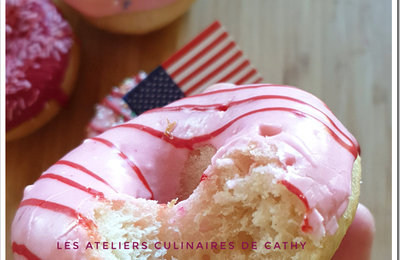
left=11, top=84, right=361, bottom=259
left=6, top=0, right=79, bottom=141
left=63, top=0, right=182, bottom=18
left=62, top=0, right=198, bottom=34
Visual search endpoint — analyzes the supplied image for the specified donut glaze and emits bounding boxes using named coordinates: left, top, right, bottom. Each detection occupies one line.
left=11, top=84, right=359, bottom=259
left=6, top=0, right=74, bottom=132
left=62, top=0, right=180, bottom=18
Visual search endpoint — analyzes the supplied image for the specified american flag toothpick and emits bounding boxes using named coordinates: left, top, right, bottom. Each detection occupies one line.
left=123, top=21, right=263, bottom=115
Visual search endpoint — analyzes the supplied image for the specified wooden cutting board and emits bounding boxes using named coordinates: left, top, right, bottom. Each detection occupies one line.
left=6, top=0, right=392, bottom=259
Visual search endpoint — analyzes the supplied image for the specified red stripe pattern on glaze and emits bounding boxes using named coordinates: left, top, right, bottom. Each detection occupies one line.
left=55, top=160, right=117, bottom=193
left=19, top=199, right=96, bottom=230
left=12, top=243, right=41, bottom=260
left=12, top=84, right=359, bottom=259
left=39, top=174, right=105, bottom=198
left=143, top=93, right=358, bottom=157
left=279, top=180, right=313, bottom=233
left=120, top=107, right=357, bottom=157
left=90, top=137, right=154, bottom=199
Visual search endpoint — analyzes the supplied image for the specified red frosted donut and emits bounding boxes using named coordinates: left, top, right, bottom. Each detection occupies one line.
left=6, top=0, right=80, bottom=141
left=11, top=84, right=361, bottom=259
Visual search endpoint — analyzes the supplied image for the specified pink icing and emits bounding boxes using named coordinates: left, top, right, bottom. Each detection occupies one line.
left=11, top=84, right=359, bottom=259
left=6, top=0, right=74, bottom=132
left=62, top=0, right=180, bottom=18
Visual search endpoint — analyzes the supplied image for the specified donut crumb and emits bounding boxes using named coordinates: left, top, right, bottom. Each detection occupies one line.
left=164, top=119, right=176, bottom=139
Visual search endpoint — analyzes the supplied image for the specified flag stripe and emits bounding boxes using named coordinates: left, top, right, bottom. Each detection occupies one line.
left=163, top=22, right=223, bottom=71
left=125, top=21, right=263, bottom=115
left=229, top=66, right=254, bottom=84
left=161, top=21, right=262, bottom=96
left=176, top=42, right=236, bottom=87
left=186, top=56, right=248, bottom=96
left=172, top=37, right=233, bottom=83
left=181, top=48, right=241, bottom=93
left=235, top=69, right=258, bottom=85
left=217, top=60, right=250, bottom=82
left=254, top=77, right=263, bottom=84
left=169, top=32, right=229, bottom=79
left=184, top=51, right=244, bottom=95
left=166, top=27, right=226, bottom=75
left=246, top=74, right=262, bottom=85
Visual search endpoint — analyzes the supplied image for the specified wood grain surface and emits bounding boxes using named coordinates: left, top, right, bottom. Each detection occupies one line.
left=6, top=0, right=392, bottom=259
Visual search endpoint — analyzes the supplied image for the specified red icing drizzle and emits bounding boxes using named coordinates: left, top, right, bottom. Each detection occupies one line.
left=91, top=137, right=154, bottom=199
left=184, top=84, right=296, bottom=99
left=145, top=92, right=359, bottom=157
left=12, top=242, right=41, bottom=260
left=200, top=174, right=208, bottom=181
left=114, top=123, right=194, bottom=149
left=279, top=180, right=309, bottom=210
left=39, top=173, right=105, bottom=198
left=279, top=180, right=313, bottom=233
left=55, top=160, right=117, bottom=193
left=301, top=217, right=313, bottom=233
left=121, top=107, right=358, bottom=158
left=19, top=199, right=95, bottom=230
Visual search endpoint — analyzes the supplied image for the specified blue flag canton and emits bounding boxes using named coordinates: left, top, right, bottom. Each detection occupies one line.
left=123, top=66, right=185, bottom=115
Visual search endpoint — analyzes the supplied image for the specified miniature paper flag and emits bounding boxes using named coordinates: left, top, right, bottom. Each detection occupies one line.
left=123, top=20, right=262, bottom=115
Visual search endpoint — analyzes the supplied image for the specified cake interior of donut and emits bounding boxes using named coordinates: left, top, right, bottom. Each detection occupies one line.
left=90, top=137, right=322, bottom=260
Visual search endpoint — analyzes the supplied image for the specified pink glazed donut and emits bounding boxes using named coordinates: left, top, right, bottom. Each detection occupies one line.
left=12, top=84, right=361, bottom=260
left=62, top=0, right=197, bottom=34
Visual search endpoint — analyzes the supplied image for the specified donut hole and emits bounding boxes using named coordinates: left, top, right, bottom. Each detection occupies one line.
left=259, top=124, right=282, bottom=137
left=178, top=145, right=217, bottom=201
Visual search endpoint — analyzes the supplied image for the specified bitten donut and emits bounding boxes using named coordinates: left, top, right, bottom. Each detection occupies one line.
left=11, top=84, right=361, bottom=260
left=61, top=0, right=197, bottom=34
left=6, top=0, right=80, bottom=141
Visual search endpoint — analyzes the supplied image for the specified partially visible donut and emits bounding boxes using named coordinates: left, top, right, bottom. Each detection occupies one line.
left=6, top=0, right=79, bottom=141
left=11, top=84, right=360, bottom=259
left=61, top=0, right=197, bottom=34
left=87, top=72, right=146, bottom=138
